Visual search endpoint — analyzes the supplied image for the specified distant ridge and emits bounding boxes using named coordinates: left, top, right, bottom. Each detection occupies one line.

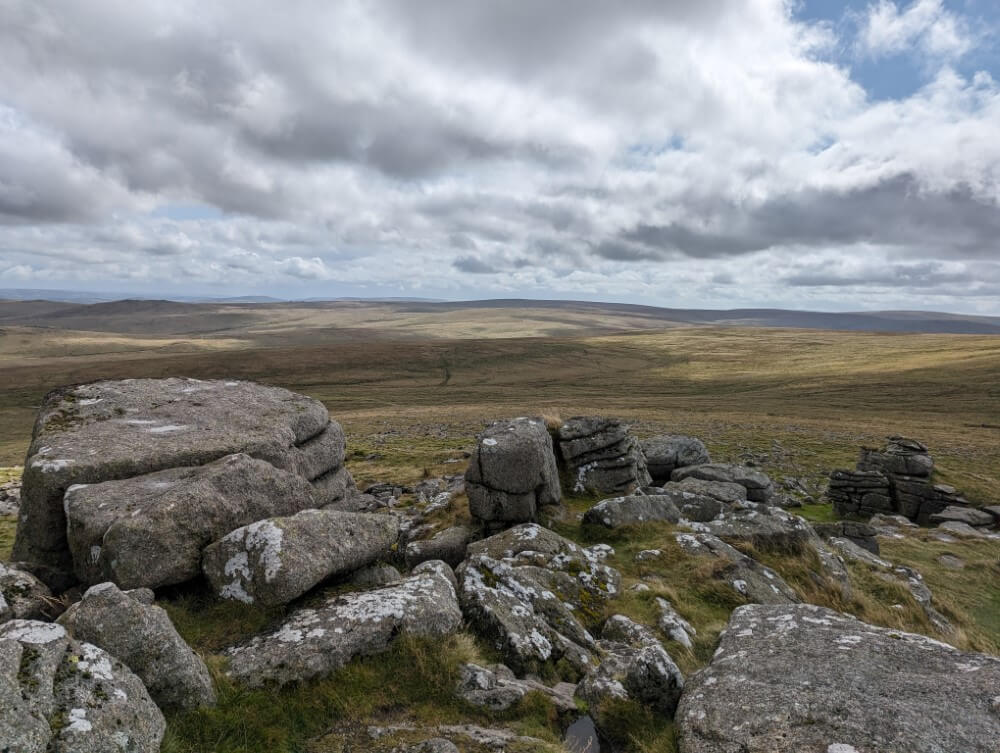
left=0, top=292, right=998, bottom=335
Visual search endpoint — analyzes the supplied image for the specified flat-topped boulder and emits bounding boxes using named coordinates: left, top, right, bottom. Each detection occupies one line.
left=465, top=417, right=561, bottom=528
left=557, top=417, right=651, bottom=495
left=670, top=463, right=774, bottom=503
left=929, top=505, right=995, bottom=528
left=14, top=378, right=353, bottom=582
left=202, top=508, right=399, bottom=606
left=64, top=453, right=318, bottom=589
left=676, top=604, right=1000, bottom=753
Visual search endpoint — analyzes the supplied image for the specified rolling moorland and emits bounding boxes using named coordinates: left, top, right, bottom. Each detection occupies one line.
left=1, top=297, right=999, bottom=752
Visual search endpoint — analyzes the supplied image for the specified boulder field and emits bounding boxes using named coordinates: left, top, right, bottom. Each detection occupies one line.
left=2, top=378, right=999, bottom=753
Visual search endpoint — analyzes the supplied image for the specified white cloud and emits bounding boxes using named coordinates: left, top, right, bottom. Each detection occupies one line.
left=0, top=0, right=997, bottom=312
left=856, top=0, right=974, bottom=60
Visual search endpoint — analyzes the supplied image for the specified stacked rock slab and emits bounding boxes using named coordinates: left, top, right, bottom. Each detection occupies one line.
left=640, top=435, right=710, bottom=485
left=827, top=469, right=892, bottom=518
left=829, top=437, right=971, bottom=523
left=13, top=378, right=354, bottom=587
left=465, top=417, right=561, bottom=528
left=670, top=463, right=774, bottom=503
left=557, top=417, right=651, bottom=495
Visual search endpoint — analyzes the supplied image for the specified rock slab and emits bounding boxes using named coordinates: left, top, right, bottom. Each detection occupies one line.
left=225, top=564, right=462, bottom=687
left=676, top=603, right=1000, bottom=753
left=65, top=452, right=318, bottom=589
left=641, top=435, right=710, bottom=485
left=558, top=417, right=651, bottom=495
left=202, top=508, right=399, bottom=606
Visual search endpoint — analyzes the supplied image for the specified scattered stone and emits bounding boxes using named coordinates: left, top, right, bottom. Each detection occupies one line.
left=458, top=524, right=620, bottom=676
left=938, top=520, right=998, bottom=539
left=635, top=549, right=662, bottom=562
left=14, top=378, right=350, bottom=583
left=558, top=417, right=651, bottom=495
left=640, top=435, right=710, bottom=485
left=813, top=521, right=880, bottom=555
left=405, top=526, right=473, bottom=569
left=869, top=513, right=917, bottom=529
left=983, top=505, right=1000, bottom=523
left=403, top=739, right=459, bottom=753
left=226, top=565, right=462, bottom=687
left=576, top=615, right=684, bottom=732
left=58, top=582, right=215, bottom=710
left=0, top=562, right=52, bottom=623
left=0, top=479, right=19, bottom=516
left=936, top=554, right=965, bottom=570
left=655, top=597, right=696, bottom=649
left=455, top=663, right=577, bottom=713
left=671, top=463, right=774, bottom=503
left=202, top=508, right=399, bottom=606
left=674, top=532, right=799, bottom=605
left=676, top=604, right=1000, bottom=753
left=65, top=453, right=319, bottom=589
left=929, top=505, right=995, bottom=527
left=0, top=619, right=165, bottom=753
left=465, top=417, right=561, bottom=528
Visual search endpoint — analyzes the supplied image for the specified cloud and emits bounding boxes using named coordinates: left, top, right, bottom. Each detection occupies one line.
left=0, top=1, right=997, bottom=312
left=856, top=0, right=974, bottom=60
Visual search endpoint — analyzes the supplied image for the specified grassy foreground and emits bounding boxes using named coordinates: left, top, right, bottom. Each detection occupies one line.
left=1, top=322, right=998, bottom=751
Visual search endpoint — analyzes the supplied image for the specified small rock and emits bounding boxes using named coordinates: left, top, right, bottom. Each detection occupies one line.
left=0, top=562, right=52, bottom=623
left=655, top=597, right=696, bottom=649
left=405, top=526, right=473, bottom=569
left=929, top=506, right=995, bottom=528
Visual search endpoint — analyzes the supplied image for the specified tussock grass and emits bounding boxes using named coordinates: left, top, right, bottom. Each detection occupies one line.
left=0, top=515, right=15, bottom=561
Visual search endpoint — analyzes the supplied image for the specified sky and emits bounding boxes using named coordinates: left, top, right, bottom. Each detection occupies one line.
left=1, top=0, right=999, bottom=312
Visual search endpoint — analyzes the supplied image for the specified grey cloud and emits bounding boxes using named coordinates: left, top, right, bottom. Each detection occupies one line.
left=453, top=256, right=498, bottom=274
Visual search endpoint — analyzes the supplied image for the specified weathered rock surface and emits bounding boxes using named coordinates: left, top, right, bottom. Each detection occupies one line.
left=827, top=468, right=893, bottom=518
left=0, top=619, right=165, bottom=753
left=674, top=532, right=799, bottom=605
left=65, top=452, right=319, bottom=589
left=583, top=494, right=681, bottom=528
left=14, top=378, right=351, bottom=583
left=0, top=561, right=52, bottom=623
left=0, top=479, right=19, bottom=516
left=679, top=501, right=816, bottom=554
left=558, top=417, right=651, bottom=495
left=203, top=508, right=399, bottom=606
left=676, top=603, right=1000, bottom=753
left=58, top=582, right=215, bottom=710
left=226, top=564, right=462, bottom=687
left=576, top=615, right=684, bottom=730
left=929, top=505, right=995, bottom=527
left=459, top=524, right=620, bottom=676
left=671, top=463, right=774, bottom=503
left=455, top=663, right=577, bottom=713
left=465, top=417, right=561, bottom=527
left=858, top=436, right=934, bottom=478
left=405, top=525, right=473, bottom=569
left=640, top=435, right=710, bottom=485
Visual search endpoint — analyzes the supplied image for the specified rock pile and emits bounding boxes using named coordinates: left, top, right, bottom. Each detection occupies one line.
left=0, top=479, right=19, bottom=516
left=13, top=378, right=357, bottom=587
left=557, top=416, right=651, bottom=495
left=828, top=437, right=982, bottom=524
left=640, top=435, right=710, bottom=485
left=671, top=462, right=775, bottom=503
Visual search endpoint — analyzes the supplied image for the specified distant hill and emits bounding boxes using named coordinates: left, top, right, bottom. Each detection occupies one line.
left=1, top=295, right=998, bottom=336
